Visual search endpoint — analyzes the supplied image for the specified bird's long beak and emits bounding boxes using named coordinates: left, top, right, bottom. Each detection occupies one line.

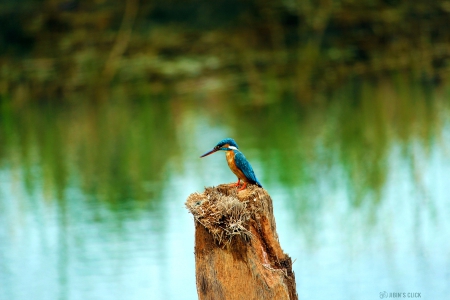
left=200, top=148, right=218, bottom=158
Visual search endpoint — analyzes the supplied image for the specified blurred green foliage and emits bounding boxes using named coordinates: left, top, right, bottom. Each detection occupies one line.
left=1, top=0, right=450, bottom=103
left=0, top=98, right=178, bottom=206
left=1, top=77, right=446, bottom=209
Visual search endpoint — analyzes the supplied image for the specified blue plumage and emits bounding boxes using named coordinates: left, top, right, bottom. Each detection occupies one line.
left=233, top=150, right=262, bottom=187
left=216, top=138, right=239, bottom=149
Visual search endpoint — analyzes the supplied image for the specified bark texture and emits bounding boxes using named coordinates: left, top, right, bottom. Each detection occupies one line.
left=185, top=184, right=298, bottom=300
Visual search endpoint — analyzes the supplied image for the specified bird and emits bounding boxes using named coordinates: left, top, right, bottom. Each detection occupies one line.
left=200, top=138, right=262, bottom=191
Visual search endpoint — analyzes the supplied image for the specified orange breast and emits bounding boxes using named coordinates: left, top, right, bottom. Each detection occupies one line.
left=225, top=150, right=248, bottom=182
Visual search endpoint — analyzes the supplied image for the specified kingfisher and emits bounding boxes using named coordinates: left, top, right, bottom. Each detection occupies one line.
left=200, top=138, right=263, bottom=191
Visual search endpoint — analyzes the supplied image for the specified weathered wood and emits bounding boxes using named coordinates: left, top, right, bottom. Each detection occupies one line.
left=186, top=184, right=298, bottom=300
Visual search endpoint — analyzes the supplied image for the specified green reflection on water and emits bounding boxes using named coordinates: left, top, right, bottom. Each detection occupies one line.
left=235, top=77, right=447, bottom=201
left=0, top=98, right=179, bottom=210
left=0, top=76, right=448, bottom=213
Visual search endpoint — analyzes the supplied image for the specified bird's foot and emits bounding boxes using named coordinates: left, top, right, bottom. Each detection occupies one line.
left=234, top=179, right=241, bottom=187
left=237, top=182, right=247, bottom=191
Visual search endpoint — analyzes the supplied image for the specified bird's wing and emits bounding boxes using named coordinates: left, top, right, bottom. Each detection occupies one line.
left=234, top=150, right=262, bottom=187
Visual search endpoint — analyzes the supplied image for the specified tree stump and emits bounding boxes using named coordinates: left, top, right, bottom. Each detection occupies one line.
left=185, top=184, right=298, bottom=300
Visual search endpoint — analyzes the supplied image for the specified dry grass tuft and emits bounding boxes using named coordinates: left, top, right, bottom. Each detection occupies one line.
left=185, top=184, right=265, bottom=247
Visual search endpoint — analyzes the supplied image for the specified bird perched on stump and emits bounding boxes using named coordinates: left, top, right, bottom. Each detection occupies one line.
left=200, top=138, right=263, bottom=191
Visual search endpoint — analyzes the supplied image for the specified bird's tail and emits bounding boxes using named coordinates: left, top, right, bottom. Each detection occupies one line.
left=255, top=179, right=263, bottom=188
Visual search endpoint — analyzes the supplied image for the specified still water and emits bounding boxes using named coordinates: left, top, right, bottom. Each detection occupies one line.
left=0, top=79, right=449, bottom=300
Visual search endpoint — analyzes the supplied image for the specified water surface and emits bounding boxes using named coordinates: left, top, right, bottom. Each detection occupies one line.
left=0, top=80, right=449, bottom=300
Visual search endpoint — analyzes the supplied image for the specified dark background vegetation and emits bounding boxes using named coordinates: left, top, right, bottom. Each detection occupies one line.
left=1, top=0, right=450, bottom=104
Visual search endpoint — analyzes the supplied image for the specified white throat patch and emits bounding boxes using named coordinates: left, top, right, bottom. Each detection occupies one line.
left=228, top=146, right=238, bottom=150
